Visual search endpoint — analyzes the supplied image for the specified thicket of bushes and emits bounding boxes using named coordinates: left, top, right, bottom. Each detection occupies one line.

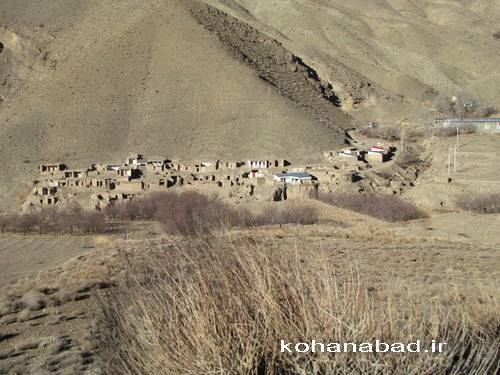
left=456, top=193, right=500, bottom=214
left=436, top=95, right=496, bottom=118
left=0, top=192, right=318, bottom=236
left=430, top=124, right=477, bottom=137
left=99, top=238, right=499, bottom=374
left=0, top=204, right=105, bottom=234
left=106, top=191, right=318, bottom=235
left=318, top=193, right=427, bottom=222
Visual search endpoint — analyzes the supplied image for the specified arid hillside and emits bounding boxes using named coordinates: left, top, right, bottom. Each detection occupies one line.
left=205, top=0, right=500, bottom=123
left=0, top=0, right=348, bottom=209
left=1, top=0, right=499, bottom=210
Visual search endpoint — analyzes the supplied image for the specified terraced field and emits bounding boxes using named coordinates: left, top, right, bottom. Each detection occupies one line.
left=0, top=235, right=97, bottom=285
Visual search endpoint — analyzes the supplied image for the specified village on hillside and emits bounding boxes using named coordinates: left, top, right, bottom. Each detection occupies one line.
left=25, top=115, right=500, bottom=212
left=23, top=141, right=412, bottom=211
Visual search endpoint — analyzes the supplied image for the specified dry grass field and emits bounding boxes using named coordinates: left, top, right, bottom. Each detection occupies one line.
left=1, top=201, right=498, bottom=373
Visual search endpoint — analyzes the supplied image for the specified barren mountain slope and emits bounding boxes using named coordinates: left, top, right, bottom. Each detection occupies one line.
left=204, top=0, right=500, bottom=123
left=0, top=0, right=347, bottom=209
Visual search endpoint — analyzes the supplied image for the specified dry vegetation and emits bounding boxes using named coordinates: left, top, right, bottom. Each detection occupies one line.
left=0, top=204, right=105, bottom=234
left=430, top=124, right=477, bottom=137
left=359, top=127, right=402, bottom=141
left=0, top=192, right=318, bottom=237
left=106, top=191, right=318, bottom=235
left=318, top=193, right=427, bottom=222
left=456, top=193, right=500, bottom=214
left=99, top=237, right=499, bottom=374
left=436, top=95, right=496, bottom=118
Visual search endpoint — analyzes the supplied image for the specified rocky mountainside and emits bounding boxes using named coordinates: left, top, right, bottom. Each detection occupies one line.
left=204, top=0, right=500, bottom=123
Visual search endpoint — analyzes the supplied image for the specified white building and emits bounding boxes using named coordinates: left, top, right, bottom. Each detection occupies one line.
left=273, top=172, right=314, bottom=185
left=247, top=160, right=271, bottom=169
left=126, top=154, right=147, bottom=167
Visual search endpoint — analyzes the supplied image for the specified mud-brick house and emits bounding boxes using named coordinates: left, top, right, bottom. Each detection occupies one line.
left=90, top=163, right=108, bottom=173
left=147, top=158, right=166, bottom=167
left=115, top=180, right=143, bottom=193
left=145, top=164, right=165, bottom=174
left=38, top=163, right=67, bottom=175
left=35, top=179, right=59, bottom=188
left=146, top=158, right=166, bottom=173
left=141, top=176, right=171, bottom=191
left=63, top=170, right=87, bottom=179
left=87, top=178, right=115, bottom=190
left=220, top=161, right=242, bottom=169
left=65, top=179, right=87, bottom=190
left=38, top=196, right=59, bottom=206
left=173, top=163, right=201, bottom=173
left=273, top=172, right=315, bottom=185
left=34, top=186, right=58, bottom=196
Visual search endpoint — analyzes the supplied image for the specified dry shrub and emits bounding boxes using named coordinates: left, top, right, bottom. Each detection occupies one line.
left=456, top=193, right=500, bottom=214
left=359, top=127, right=401, bottom=141
left=104, top=194, right=157, bottom=220
left=394, top=148, right=422, bottom=168
left=153, top=192, right=243, bottom=236
left=431, top=124, right=477, bottom=137
left=253, top=203, right=319, bottom=226
left=436, top=95, right=496, bottom=118
left=106, top=192, right=319, bottom=235
left=99, top=238, right=499, bottom=374
left=0, top=204, right=105, bottom=234
left=318, top=193, right=427, bottom=222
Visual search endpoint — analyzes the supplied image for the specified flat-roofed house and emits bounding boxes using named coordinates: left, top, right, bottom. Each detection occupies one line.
left=38, top=163, right=66, bottom=175
left=273, top=172, right=315, bottom=185
left=125, top=154, right=147, bottom=167
left=247, top=160, right=271, bottom=169
left=366, top=146, right=390, bottom=162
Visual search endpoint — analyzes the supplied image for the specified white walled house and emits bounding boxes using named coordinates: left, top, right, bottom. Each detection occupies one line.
left=247, top=160, right=271, bottom=169
left=273, top=172, right=315, bottom=185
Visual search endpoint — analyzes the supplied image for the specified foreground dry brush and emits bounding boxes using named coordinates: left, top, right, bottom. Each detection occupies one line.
left=318, top=193, right=427, bottom=222
left=0, top=204, right=105, bottom=234
left=456, top=193, right=500, bottom=214
left=106, top=191, right=318, bottom=235
left=99, top=237, right=498, bottom=374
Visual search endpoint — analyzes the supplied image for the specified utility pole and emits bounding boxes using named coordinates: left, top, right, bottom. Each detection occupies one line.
left=448, top=144, right=457, bottom=176
left=400, top=129, right=407, bottom=153
left=454, top=144, right=457, bottom=174
left=456, top=127, right=459, bottom=149
left=448, top=145, right=452, bottom=176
